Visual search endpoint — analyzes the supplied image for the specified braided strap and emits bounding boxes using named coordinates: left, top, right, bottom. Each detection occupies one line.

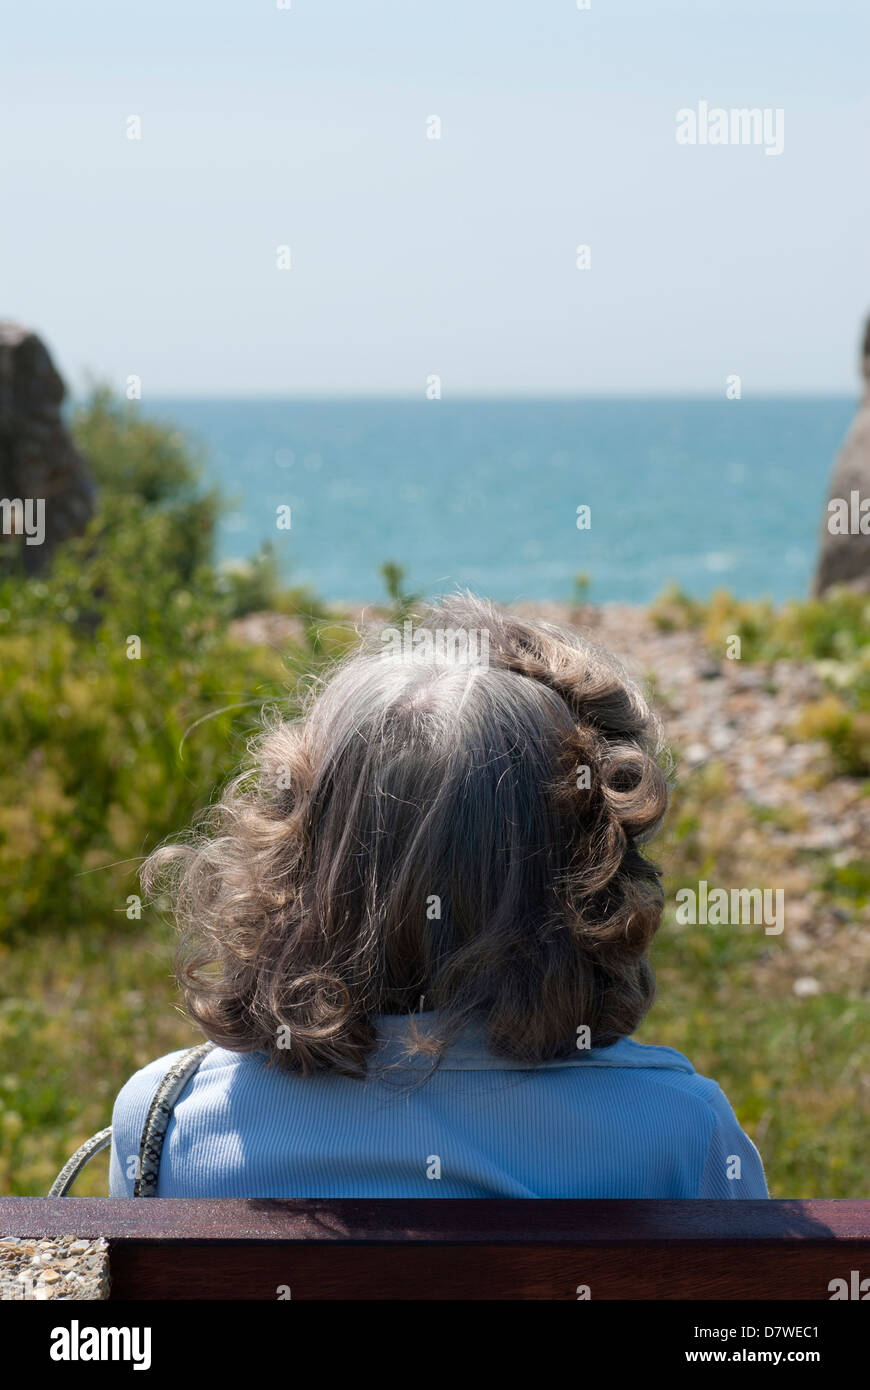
left=48, top=1127, right=113, bottom=1197
left=134, top=1041, right=214, bottom=1196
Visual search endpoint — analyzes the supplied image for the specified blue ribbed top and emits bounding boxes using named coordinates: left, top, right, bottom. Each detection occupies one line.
left=108, top=1015, right=768, bottom=1198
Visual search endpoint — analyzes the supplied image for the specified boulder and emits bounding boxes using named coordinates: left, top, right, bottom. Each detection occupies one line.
left=0, top=322, right=94, bottom=574
left=813, top=318, right=870, bottom=595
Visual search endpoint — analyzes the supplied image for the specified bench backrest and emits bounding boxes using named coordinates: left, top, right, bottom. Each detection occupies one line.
left=3, top=1198, right=869, bottom=1299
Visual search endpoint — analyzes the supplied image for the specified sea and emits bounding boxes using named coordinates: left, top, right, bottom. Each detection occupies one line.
left=141, top=397, right=857, bottom=606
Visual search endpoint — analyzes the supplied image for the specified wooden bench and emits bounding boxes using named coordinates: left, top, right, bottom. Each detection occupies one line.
left=3, top=1198, right=869, bottom=1299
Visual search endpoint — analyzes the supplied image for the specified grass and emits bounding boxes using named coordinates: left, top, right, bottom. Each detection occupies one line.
left=634, top=747, right=870, bottom=1197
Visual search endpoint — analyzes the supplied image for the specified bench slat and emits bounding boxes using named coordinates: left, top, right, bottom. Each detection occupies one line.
left=3, top=1199, right=868, bottom=1300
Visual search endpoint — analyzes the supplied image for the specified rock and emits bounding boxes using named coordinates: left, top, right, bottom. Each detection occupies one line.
left=793, top=977, right=821, bottom=997
left=683, top=742, right=708, bottom=766
left=0, top=321, right=95, bottom=575
left=787, top=930, right=812, bottom=952
left=813, top=316, right=870, bottom=595
left=731, top=669, right=767, bottom=691
left=228, top=609, right=308, bottom=650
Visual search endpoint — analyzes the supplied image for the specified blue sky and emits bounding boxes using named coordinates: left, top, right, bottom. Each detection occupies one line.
left=2, top=0, right=869, bottom=395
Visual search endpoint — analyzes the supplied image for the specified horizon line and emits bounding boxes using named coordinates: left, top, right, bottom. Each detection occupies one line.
left=71, top=390, right=861, bottom=404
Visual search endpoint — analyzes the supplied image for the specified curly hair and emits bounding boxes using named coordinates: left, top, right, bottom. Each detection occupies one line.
left=142, top=594, right=671, bottom=1077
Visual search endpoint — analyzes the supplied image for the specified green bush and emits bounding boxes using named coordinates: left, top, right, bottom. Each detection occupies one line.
left=0, top=388, right=341, bottom=942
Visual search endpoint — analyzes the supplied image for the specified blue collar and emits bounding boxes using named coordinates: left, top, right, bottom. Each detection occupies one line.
left=370, top=1013, right=693, bottom=1074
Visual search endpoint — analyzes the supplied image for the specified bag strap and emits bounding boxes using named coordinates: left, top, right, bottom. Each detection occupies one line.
left=48, top=1126, right=113, bottom=1197
left=134, top=1040, right=215, bottom=1196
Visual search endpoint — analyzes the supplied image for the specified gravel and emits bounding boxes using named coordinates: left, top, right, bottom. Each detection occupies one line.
left=0, top=1236, right=109, bottom=1300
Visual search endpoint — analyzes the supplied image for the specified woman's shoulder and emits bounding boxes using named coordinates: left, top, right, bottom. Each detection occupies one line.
left=119, top=1045, right=200, bottom=1089
left=548, top=1034, right=715, bottom=1097
left=598, top=1038, right=768, bottom=1196
left=583, top=1035, right=697, bottom=1073
left=108, top=1044, right=263, bottom=1195
left=593, top=1036, right=746, bottom=1111
left=113, top=1043, right=261, bottom=1109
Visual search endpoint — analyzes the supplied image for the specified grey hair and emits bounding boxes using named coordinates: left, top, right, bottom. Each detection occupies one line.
left=142, top=593, right=670, bottom=1075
